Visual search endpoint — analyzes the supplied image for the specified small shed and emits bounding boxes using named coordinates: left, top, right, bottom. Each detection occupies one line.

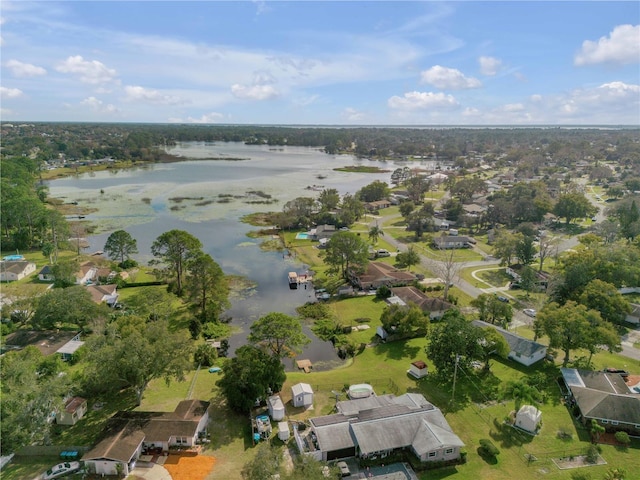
left=515, top=405, right=541, bottom=434
left=408, top=360, right=428, bottom=379
left=57, top=396, right=88, bottom=425
left=291, top=383, right=314, bottom=408
left=278, top=422, right=290, bottom=441
left=376, top=326, right=389, bottom=340
left=268, top=395, right=285, bottom=421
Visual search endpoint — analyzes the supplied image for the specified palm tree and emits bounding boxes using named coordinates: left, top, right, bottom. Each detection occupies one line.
left=502, top=380, right=541, bottom=412
left=368, top=224, right=384, bottom=245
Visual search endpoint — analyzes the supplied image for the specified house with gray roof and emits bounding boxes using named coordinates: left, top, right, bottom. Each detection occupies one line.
left=561, top=368, right=640, bottom=436
left=472, top=320, right=547, bottom=366
left=296, top=393, right=464, bottom=464
left=391, top=286, right=455, bottom=320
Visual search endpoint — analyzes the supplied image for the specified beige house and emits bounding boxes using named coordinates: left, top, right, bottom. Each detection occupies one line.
left=0, top=260, right=36, bottom=281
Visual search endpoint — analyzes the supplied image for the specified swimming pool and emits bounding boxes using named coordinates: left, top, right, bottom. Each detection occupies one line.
left=295, top=232, right=309, bottom=239
left=3, top=255, right=25, bottom=261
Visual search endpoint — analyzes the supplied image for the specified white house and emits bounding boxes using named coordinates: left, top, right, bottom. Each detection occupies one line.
left=408, top=361, right=428, bottom=379
left=291, top=383, right=314, bottom=408
left=38, top=265, right=55, bottom=282
left=0, top=261, right=36, bottom=281
left=86, top=284, right=119, bottom=306
left=268, top=395, right=285, bottom=421
left=472, top=320, right=547, bottom=367
left=515, top=405, right=541, bottom=434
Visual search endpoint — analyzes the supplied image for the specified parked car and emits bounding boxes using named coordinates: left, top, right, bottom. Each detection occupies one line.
left=336, top=461, right=351, bottom=477
left=496, top=295, right=509, bottom=303
left=376, top=249, right=391, bottom=257
left=42, top=462, right=81, bottom=480
left=523, top=308, right=537, bottom=318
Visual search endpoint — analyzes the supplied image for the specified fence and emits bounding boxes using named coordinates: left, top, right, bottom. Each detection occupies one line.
left=15, top=445, right=89, bottom=457
left=303, top=378, right=400, bottom=397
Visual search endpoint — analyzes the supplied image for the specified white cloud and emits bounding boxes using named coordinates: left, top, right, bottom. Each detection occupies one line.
left=0, top=86, right=23, bottom=98
left=530, top=94, right=543, bottom=102
left=56, top=55, right=117, bottom=84
left=5, top=59, right=47, bottom=77
left=342, top=107, right=367, bottom=122
left=420, top=66, right=481, bottom=90
left=575, top=24, right=640, bottom=66
left=388, top=91, right=459, bottom=110
left=462, top=107, right=481, bottom=117
left=478, top=56, right=502, bottom=76
left=231, top=84, right=279, bottom=100
left=124, top=85, right=184, bottom=105
left=186, top=112, right=225, bottom=123
left=502, top=103, right=525, bottom=112
left=81, top=96, right=118, bottom=113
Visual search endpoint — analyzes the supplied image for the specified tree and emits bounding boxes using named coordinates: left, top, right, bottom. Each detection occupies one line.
left=534, top=301, right=620, bottom=366
left=104, top=230, right=138, bottom=265
left=554, top=192, right=597, bottom=225
left=125, top=286, right=176, bottom=322
left=515, top=235, right=537, bottom=265
left=427, top=249, right=461, bottom=301
left=396, top=245, right=420, bottom=272
left=337, top=194, right=364, bottom=226
left=537, top=233, right=558, bottom=271
left=323, top=231, right=370, bottom=279
left=578, top=279, right=631, bottom=325
left=470, top=294, right=512, bottom=328
left=317, top=188, right=340, bottom=211
left=83, top=317, right=192, bottom=405
left=493, top=230, right=520, bottom=266
left=33, top=286, right=105, bottom=330
left=241, top=442, right=281, bottom=480
left=502, top=379, right=542, bottom=411
left=426, top=310, right=482, bottom=379
left=405, top=175, right=431, bottom=203
left=451, top=178, right=486, bottom=203
left=248, top=312, right=311, bottom=358
left=151, top=229, right=202, bottom=296
left=1, top=346, right=72, bottom=453
left=399, top=200, right=416, bottom=220
left=217, top=345, right=286, bottom=413
left=477, top=326, right=510, bottom=371
left=51, top=259, right=79, bottom=288
left=357, top=180, right=389, bottom=202
left=186, top=252, right=229, bottom=324
left=380, top=303, right=429, bottom=339
left=368, top=224, right=383, bottom=245
left=406, top=208, right=434, bottom=240
left=590, top=419, right=605, bottom=444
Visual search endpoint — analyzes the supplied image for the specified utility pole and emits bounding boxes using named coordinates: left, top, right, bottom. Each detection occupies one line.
left=451, top=354, right=460, bottom=404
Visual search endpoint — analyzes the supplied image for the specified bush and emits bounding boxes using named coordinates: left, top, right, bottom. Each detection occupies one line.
left=375, top=285, right=392, bottom=300
left=478, top=439, right=500, bottom=457
left=614, top=431, right=630, bottom=446
left=296, top=302, right=331, bottom=320
left=585, top=444, right=600, bottom=464
left=194, top=344, right=217, bottom=367
left=119, top=258, right=138, bottom=269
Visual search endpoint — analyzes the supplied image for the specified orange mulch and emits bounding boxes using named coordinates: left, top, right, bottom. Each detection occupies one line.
left=163, top=453, right=216, bottom=480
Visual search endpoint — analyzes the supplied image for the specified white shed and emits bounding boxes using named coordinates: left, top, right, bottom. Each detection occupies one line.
left=291, top=383, right=314, bottom=408
left=408, top=360, right=428, bottom=379
left=268, top=395, right=285, bottom=421
left=376, top=326, right=389, bottom=340
left=515, top=405, right=541, bottom=434
left=278, top=421, right=290, bottom=441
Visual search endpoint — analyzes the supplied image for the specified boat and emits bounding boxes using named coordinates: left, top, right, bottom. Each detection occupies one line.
left=288, top=272, right=298, bottom=289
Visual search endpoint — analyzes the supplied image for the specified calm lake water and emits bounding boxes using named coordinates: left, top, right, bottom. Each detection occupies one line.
left=48, top=142, right=402, bottom=369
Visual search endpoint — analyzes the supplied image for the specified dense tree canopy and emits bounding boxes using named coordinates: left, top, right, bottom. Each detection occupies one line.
left=248, top=312, right=311, bottom=358
left=33, top=286, right=106, bottom=330
left=151, top=229, right=202, bottom=296
left=323, top=231, right=370, bottom=279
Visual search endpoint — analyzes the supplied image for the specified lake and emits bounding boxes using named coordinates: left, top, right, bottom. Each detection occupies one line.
left=47, top=142, right=399, bottom=369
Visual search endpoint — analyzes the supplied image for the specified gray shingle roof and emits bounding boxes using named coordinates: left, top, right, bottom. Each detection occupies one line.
left=472, top=320, right=546, bottom=357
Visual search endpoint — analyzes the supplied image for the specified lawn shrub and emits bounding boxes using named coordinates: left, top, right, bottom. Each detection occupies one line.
left=585, top=444, right=600, bottom=464
left=479, top=439, right=500, bottom=458
left=614, top=431, right=630, bottom=446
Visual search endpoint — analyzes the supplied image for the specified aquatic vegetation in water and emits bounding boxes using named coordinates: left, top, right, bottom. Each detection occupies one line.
left=227, top=275, right=258, bottom=299
left=259, top=239, right=284, bottom=252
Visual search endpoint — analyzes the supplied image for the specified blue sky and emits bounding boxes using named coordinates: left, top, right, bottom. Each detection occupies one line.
left=1, top=1, right=639, bottom=125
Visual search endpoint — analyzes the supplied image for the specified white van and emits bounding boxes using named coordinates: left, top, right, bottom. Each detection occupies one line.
left=376, top=249, right=391, bottom=257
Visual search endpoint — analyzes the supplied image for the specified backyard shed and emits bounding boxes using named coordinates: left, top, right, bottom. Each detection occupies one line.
left=515, top=405, right=541, bottom=434
left=268, top=395, right=285, bottom=421
left=278, top=422, right=290, bottom=441
left=408, top=360, right=428, bottom=379
left=291, top=383, right=314, bottom=408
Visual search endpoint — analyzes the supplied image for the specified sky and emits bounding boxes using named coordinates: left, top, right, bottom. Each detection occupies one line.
left=1, top=1, right=639, bottom=125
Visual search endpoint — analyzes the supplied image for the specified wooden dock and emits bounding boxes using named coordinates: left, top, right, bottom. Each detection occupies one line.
left=296, top=359, right=313, bottom=373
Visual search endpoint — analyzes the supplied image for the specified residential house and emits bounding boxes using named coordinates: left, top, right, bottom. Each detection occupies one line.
left=625, top=304, right=640, bottom=325
left=472, top=320, right=547, bottom=366
left=561, top=368, right=640, bottom=436
left=3, top=330, right=81, bottom=357
left=462, top=203, right=486, bottom=216
left=38, top=265, right=55, bottom=282
left=364, top=200, right=391, bottom=212
left=56, top=333, right=85, bottom=361
left=75, top=262, right=97, bottom=285
left=291, top=383, right=314, bottom=408
left=309, top=225, right=336, bottom=241
left=57, top=397, right=88, bottom=426
left=506, top=264, right=550, bottom=290
left=0, top=260, right=36, bottom=281
left=349, top=262, right=416, bottom=290
left=432, top=236, right=473, bottom=250
left=296, top=393, right=464, bottom=463
left=86, top=284, right=119, bottom=306
left=391, top=286, right=455, bottom=320
left=82, top=399, right=210, bottom=476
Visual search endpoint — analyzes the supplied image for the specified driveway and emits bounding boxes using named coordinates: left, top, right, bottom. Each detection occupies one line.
left=129, top=463, right=172, bottom=480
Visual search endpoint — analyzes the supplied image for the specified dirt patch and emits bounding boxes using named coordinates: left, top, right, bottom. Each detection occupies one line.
left=163, top=452, right=216, bottom=480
